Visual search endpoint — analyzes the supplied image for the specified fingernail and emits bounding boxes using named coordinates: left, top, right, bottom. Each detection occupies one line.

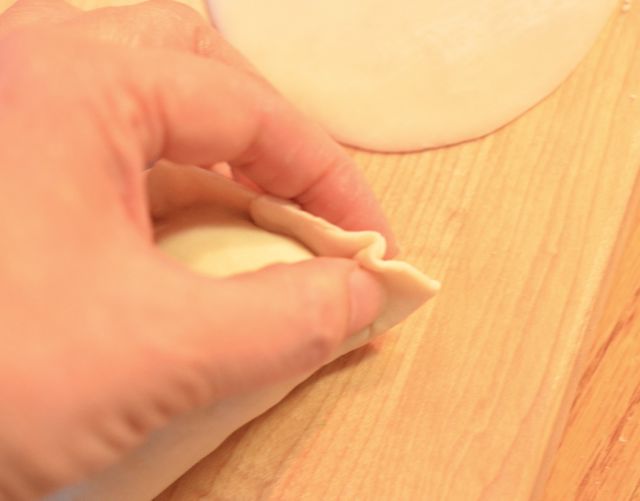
left=347, top=267, right=386, bottom=333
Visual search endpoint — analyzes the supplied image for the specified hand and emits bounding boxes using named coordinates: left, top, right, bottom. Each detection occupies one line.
left=0, top=1, right=393, bottom=498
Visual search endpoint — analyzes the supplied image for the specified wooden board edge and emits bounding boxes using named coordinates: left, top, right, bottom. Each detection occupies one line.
left=531, top=167, right=640, bottom=500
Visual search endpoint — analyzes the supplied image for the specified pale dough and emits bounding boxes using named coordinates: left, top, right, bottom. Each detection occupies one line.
left=155, top=205, right=314, bottom=277
left=207, top=0, right=615, bottom=151
left=48, top=164, right=438, bottom=500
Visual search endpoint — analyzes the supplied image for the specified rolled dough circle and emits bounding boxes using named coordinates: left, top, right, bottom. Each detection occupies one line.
left=208, top=0, right=614, bottom=152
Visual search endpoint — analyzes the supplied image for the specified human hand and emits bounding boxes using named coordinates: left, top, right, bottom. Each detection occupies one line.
left=0, top=1, right=392, bottom=498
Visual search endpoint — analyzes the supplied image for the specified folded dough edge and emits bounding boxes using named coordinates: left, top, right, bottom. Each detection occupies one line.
left=149, top=163, right=440, bottom=337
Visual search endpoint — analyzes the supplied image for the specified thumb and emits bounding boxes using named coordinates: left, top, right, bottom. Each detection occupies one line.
left=114, top=256, right=385, bottom=423
left=0, top=256, right=385, bottom=500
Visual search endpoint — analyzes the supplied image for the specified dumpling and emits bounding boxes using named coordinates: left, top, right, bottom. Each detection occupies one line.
left=49, top=162, right=438, bottom=500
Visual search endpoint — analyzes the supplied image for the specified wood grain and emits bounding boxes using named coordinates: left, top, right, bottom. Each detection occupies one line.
left=1, top=0, right=639, bottom=499
left=159, top=4, right=640, bottom=500
left=542, top=172, right=640, bottom=498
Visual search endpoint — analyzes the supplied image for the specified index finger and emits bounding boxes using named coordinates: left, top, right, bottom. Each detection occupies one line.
left=6, top=15, right=396, bottom=253
left=228, top=96, right=397, bottom=254
left=61, top=0, right=396, bottom=250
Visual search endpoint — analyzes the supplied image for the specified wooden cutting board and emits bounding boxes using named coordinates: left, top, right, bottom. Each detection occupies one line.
left=2, top=0, right=638, bottom=499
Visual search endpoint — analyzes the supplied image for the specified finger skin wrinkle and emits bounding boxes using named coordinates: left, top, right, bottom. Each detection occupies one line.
left=294, top=155, right=343, bottom=206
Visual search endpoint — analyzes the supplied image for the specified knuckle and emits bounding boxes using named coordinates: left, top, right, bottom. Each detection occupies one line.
left=135, top=0, right=214, bottom=55
left=191, top=22, right=217, bottom=57
left=157, top=1, right=217, bottom=57
left=144, top=0, right=207, bottom=30
left=78, top=0, right=210, bottom=54
left=149, top=0, right=205, bottom=20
